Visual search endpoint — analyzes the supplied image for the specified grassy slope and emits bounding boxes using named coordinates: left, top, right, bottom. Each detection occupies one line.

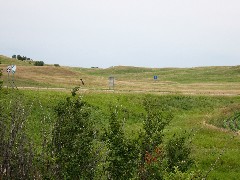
left=1, top=55, right=240, bottom=95
left=0, top=55, right=34, bottom=66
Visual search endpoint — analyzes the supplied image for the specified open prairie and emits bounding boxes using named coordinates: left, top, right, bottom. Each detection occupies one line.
left=1, top=55, right=240, bottom=179
left=1, top=55, right=240, bottom=95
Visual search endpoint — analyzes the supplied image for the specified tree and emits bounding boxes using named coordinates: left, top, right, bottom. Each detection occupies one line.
left=34, top=61, right=44, bottom=66
left=14, top=54, right=32, bottom=60
left=17, top=55, right=23, bottom=60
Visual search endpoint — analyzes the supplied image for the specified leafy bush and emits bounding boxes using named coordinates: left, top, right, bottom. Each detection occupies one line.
left=164, top=166, right=203, bottom=180
left=104, top=106, right=139, bottom=179
left=71, top=86, right=80, bottom=96
left=51, top=96, right=100, bottom=179
left=166, top=134, right=193, bottom=172
left=137, top=97, right=173, bottom=179
left=0, top=94, right=37, bottom=179
left=0, top=91, right=199, bottom=179
left=54, top=64, right=60, bottom=67
left=103, top=97, right=194, bottom=179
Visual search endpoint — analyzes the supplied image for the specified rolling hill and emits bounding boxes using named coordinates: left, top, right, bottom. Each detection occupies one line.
left=1, top=55, right=240, bottom=95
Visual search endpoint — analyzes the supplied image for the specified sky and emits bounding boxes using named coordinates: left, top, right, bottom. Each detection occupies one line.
left=0, top=0, right=240, bottom=68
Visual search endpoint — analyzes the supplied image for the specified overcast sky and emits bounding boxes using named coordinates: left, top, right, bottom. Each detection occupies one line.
left=0, top=0, right=240, bottom=68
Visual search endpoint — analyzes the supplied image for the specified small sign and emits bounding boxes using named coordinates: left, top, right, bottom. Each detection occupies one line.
left=11, top=65, right=16, bottom=74
left=154, top=75, right=158, bottom=80
left=7, top=66, right=11, bottom=73
left=6, top=65, right=18, bottom=89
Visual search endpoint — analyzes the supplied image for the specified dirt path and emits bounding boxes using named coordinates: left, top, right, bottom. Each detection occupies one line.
left=4, top=86, right=240, bottom=96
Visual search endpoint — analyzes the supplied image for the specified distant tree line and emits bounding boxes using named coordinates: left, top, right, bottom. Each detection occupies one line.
left=12, top=54, right=45, bottom=66
left=12, top=55, right=31, bottom=61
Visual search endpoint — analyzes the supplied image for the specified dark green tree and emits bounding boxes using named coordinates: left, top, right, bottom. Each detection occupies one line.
left=17, top=55, right=22, bottom=60
left=34, top=61, right=44, bottom=66
left=12, top=55, right=16, bottom=59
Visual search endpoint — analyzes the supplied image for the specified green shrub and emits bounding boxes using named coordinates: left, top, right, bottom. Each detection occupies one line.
left=137, top=97, right=173, bottom=179
left=71, top=86, right=80, bottom=96
left=104, top=106, right=139, bottom=179
left=0, top=91, right=200, bottom=179
left=0, top=94, right=37, bottom=179
left=51, top=96, right=100, bottom=179
left=166, top=134, right=193, bottom=172
left=164, top=166, right=203, bottom=180
left=34, top=61, right=44, bottom=66
left=104, top=97, right=194, bottom=179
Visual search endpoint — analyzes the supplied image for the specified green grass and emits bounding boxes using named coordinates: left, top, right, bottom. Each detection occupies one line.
left=1, top=89, right=240, bottom=178
left=73, top=65, right=240, bottom=83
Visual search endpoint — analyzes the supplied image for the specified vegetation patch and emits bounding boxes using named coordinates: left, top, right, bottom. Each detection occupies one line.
left=208, top=104, right=240, bottom=132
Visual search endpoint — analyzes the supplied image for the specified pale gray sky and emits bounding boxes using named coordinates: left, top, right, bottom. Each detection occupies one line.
left=0, top=0, right=240, bottom=68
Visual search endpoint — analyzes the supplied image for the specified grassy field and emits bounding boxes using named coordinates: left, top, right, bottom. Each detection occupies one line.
left=1, top=89, right=240, bottom=179
left=1, top=55, right=240, bottom=178
left=1, top=55, right=240, bottom=95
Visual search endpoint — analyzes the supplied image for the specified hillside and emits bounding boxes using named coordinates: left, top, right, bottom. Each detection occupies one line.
left=1, top=55, right=240, bottom=95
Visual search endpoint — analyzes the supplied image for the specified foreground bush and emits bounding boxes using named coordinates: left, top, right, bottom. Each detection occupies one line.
left=0, top=90, right=201, bottom=179
left=0, top=94, right=37, bottom=179
left=50, top=96, right=100, bottom=179
left=104, top=97, right=195, bottom=179
left=104, top=106, right=139, bottom=179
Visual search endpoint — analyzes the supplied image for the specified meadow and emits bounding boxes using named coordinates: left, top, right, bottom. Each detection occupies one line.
left=1, top=55, right=240, bottom=179
left=1, top=55, right=240, bottom=95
